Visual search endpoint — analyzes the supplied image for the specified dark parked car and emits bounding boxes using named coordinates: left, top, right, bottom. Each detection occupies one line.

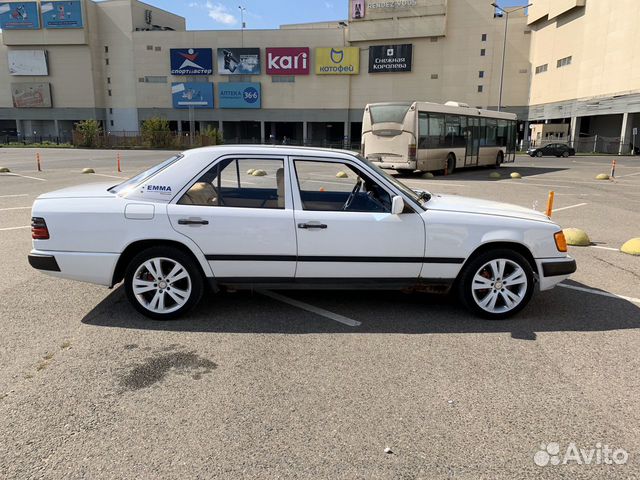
left=527, top=143, right=576, bottom=157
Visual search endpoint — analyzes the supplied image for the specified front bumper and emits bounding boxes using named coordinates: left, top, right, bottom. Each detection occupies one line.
left=536, top=256, right=577, bottom=291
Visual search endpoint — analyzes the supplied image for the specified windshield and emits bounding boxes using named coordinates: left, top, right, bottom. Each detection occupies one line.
left=109, top=155, right=183, bottom=195
left=357, top=154, right=429, bottom=209
left=369, top=104, right=411, bottom=124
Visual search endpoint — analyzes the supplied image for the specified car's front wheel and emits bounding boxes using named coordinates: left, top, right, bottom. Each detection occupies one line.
left=458, top=249, right=535, bottom=320
left=562, top=151, right=570, bottom=157
left=536, top=151, right=543, bottom=157
left=124, top=247, right=204, bottom=320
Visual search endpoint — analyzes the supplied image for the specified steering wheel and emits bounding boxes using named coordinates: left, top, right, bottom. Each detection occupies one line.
left=343, top=178, right=362, bottom=211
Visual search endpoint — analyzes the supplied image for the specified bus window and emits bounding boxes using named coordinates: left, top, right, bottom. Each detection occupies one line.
left=497, top=120, right=508, bottom=147
left=485, top=119, right=497, bottom=147
left=446, top=115, right=466, bottom=148
left=479, top=118, right=487, bottom=146
left=369, top=104, right=411, bottom=124
left=418, top=112, right=428, bottom=149
left=428, top=113, right=445, bottom=149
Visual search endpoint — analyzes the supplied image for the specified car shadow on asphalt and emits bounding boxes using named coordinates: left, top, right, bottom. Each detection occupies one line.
left=393, top=165, right=568, bottom=181
left=81, top=280, right=640, bottom=340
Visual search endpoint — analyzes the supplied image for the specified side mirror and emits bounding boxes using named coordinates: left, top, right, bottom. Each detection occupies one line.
left=391, top=195, right=405, bottom=215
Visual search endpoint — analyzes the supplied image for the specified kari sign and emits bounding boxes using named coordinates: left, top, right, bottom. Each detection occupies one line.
left=170, top=48, right=213, bottom=76
left=0, top=2, right=40, bottom=29
left=368, top=44, right=413, bottom=73
left=219, top=82, right=261, bottom=109
left=217, top=48, right=260, bottom=75
left=41, top=1, right=83, bottom=29
left=351, top=0, right=365, bottom=19
left=171, top=82, right=214, bottom=109
left=266, top=48, right=309, bottom=75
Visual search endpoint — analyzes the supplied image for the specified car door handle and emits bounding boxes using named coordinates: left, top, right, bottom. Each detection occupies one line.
left=178, top=218, right=209, bottom=225
left=298, top=222, right=327, bottom=230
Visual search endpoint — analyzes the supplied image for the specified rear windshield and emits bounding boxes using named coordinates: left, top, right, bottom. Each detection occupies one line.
left=369, top=104, right=411, bottom=125
left=109, top=154, right=182, bottom=195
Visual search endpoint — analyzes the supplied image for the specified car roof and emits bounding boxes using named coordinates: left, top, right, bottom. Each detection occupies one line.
left=182, top=144, right=359, bottom=159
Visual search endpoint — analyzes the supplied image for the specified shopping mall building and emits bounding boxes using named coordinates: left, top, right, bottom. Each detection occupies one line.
left=0, top=0, right=638, bottom=151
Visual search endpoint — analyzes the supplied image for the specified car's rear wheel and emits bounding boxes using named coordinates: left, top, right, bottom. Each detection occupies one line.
left=445, top=154, right=456, bottom=175
left=124, top=247, right=204, bottom=320
left=458, top=249, right=535, bottom=320
left=562, top=151, right=570, bottom=157
left=494, top=151, right=504, bottom=168
left=536, top=150, right=543, bottom=157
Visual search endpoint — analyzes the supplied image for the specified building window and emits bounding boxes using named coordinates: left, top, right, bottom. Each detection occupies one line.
left=144, top=76, right=167, bottom=83
left=478, top=85, right=484, bottom=93
left=535, top=64, right=548, bottom=74
left=107, top=77, right=111, bottom=84
left=155, top=46, right=161, bottom=51
left=110, top=120, right=114, bottom=127
left=104, top=46, right=108, bottom=53
left=480, top=49, right=486, bottom=56
left=146, top=45, right=153, bottom=51
left=557, top=56, right=572, bottom=68
left=109, top=108, right=113, bottom=114
left=108, top=90, right=112, bottom=96
left=105, top=58, right=109, bottom=65
left=430, top=37, right=438, bottom=43
left=272, top=76, right=295, bottom=83
left=479, top=70, right=485, bottom=78
left=519, top=68, right=528, bottom=74
left=430, top=74, right=439, bottom=79
left=481, top=33, right=487, bottom=41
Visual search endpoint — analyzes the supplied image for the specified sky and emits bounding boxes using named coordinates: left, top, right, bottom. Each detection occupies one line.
left=141, top=0, right=530, bottom=31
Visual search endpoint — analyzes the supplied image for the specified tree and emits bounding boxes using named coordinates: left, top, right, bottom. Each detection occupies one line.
left=141, top=117, right=172, bottom=148
left=74, top=119, right=102, bottom=148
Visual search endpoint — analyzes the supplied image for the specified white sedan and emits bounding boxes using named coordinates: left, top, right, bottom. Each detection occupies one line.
left=29, top=146, right=576, bottom=320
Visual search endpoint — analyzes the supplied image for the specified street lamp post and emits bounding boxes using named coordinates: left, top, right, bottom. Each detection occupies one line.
left=491, top=2, right=531, bottom=112
left=238, top=6, right=246, bottom=47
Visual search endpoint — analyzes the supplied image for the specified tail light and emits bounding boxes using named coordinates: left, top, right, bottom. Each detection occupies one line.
left=31, top=217, right=50, bottom=240
left=408, top=144, right=417, bottom=161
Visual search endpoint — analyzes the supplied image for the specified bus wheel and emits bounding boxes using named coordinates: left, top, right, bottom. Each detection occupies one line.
left=396, top=169, right=414, bottom=176
left=494, top=152, right=504, bottom=168
left=445, top=154, right=456, bottom=175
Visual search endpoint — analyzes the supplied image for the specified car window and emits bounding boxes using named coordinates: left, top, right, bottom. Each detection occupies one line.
left=109, top=154, right=182, bottom=195
left=294, top=160, right=392, bottom=213
left=179, top=158, right=285, bottom=209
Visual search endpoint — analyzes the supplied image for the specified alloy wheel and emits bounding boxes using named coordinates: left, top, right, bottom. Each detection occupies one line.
left=471, top=258, right=528, bottom=314
left=132, top=257, right=192, bottom=314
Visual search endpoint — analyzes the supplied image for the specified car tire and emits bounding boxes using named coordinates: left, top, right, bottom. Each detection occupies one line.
left=562, top=151, right=570, bottom=158
left=445, top=154, right=456, bottom=175
left=124, top=246, right=204, bottom=320
left=536, top=151, right=543, bottom=157
left=458, top=248, right=535, bottom=320
left=396, top=169, right=414, bottom=176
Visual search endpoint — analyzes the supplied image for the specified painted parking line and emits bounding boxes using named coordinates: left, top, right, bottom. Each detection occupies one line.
left=589, top=245, right=620, bottom=252
left=553, top=202, right=588, bottom=213
left=0, top=225, right=30, bottom=232
left=259, top=290, right=362, bottom=327
left=0, top=206, right=31, bottom=212
left=559, top=283, right=640, bottom=305
left=0, top=173, right=47, bottom=182
left=90, top=173, right=128, bottom=179
left=617, top=171, right=640, bottom=178
left=0, top=194, right=29, bottom=199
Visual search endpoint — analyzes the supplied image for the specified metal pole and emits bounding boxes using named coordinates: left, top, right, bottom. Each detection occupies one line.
left=498, top=11, right=508, bottom=112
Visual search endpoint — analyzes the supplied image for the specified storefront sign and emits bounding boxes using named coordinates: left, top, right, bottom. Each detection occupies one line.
left=8, top=50, right=49, bottom=75
left=11, top=83, right=52, bottom=108
left=368, top=0, right=417, bottom=9
left=315, top=47, right=360, bottom=75
left=171, top=82, right=214, bottom=109
left=170, top=48, right=213, bottom=75
left=266, top=48, right=309, bottom=75
left=41, top=1, right=83, bottom=29
left=352, top=0, right=365, bottom=19
left=217, top=48, right=260, bottom=75
left=219, top=82, right=261, bottom=109
left=369, top=44, right=413, bottom=73
left=0, top=2, right=40, bottom=29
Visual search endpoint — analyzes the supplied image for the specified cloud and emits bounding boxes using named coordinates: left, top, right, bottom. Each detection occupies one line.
left=206, top=2, right=237, bottom=25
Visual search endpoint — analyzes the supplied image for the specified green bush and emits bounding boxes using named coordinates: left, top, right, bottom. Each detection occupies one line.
left=200, top=125, right=224, bottom=146
left=141, top=117, right=173, bottom=148
left=74, top=119, right=102, bottom=148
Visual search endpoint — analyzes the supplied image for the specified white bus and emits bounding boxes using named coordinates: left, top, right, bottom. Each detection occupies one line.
left=362, top=101, right=517, bottom=174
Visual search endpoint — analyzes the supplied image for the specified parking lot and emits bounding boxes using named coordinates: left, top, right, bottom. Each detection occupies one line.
left=1, top=147, right=639, bottom=479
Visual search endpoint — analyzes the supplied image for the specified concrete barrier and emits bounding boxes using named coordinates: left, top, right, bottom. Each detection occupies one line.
left=510, top=172, right=522, bottom=179
left=563, top=228, right=591, bottom=246
left=0, top=167, right=10, bottom=173
left=621, top=238, right=640, bottom=256
left=82, top=168, right=95, bottom=174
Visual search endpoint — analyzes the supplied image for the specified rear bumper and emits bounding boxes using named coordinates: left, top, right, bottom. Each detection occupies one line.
left=28, top=249, right=119, bottom=286
left=28, top=253, right=60, bottom=272
left=369, top=159, right=416, bottom=171
left=536, top=256, right=577, bottom=291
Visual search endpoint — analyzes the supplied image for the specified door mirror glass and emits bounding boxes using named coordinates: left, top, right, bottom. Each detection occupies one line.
left=391, top=195, right=405, bottom=215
